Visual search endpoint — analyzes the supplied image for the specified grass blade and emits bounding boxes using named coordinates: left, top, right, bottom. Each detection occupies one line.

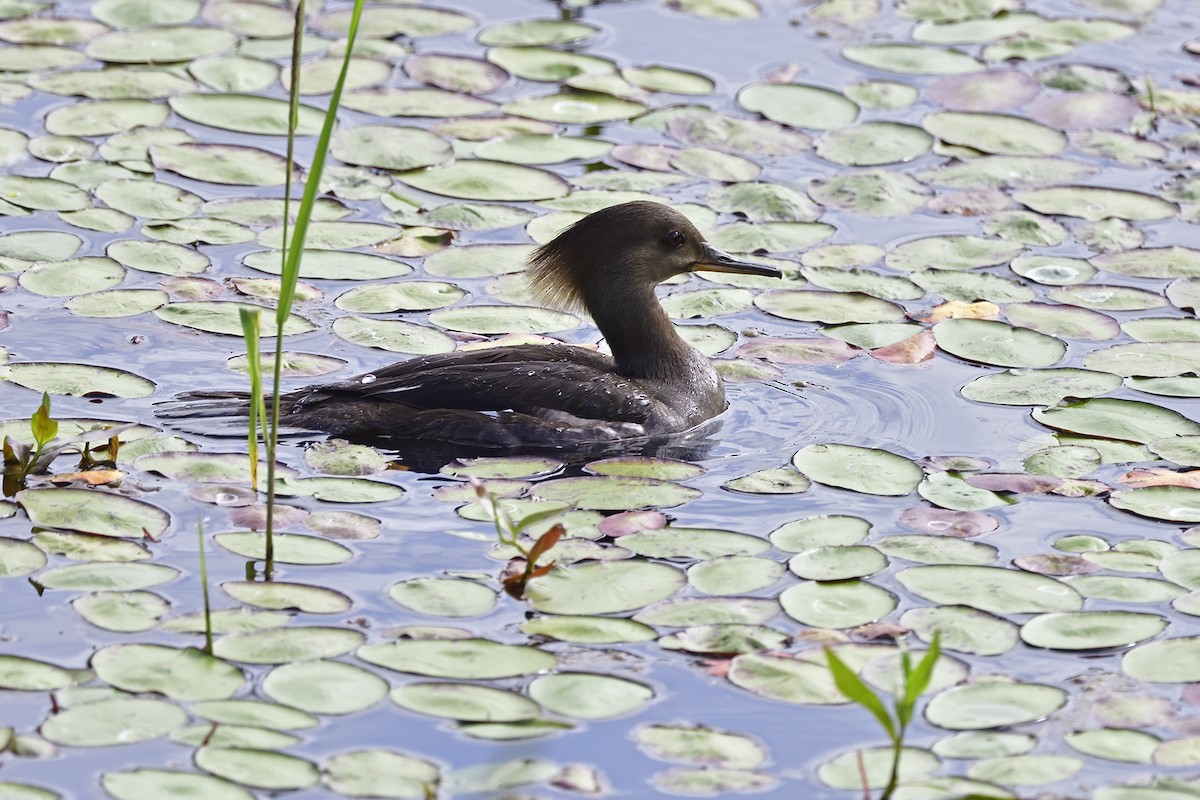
left=826, top=647, right=897, bottom=742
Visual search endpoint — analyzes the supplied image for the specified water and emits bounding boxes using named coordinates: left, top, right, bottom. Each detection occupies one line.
left=2, top=0, right=1200, bottom=797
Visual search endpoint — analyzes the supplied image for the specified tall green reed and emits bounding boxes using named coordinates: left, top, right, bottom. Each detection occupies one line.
left=240, top=0, right=365, bottom=579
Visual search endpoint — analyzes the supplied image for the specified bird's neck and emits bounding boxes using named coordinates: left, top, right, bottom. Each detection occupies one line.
left=587, top=283, right=695, bottom=380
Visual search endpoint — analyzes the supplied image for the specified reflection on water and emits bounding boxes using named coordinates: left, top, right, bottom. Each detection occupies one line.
left=1, top=0, right=1199, bottom=796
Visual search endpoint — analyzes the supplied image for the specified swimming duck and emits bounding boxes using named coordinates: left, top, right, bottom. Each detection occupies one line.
left=169, top=201, right=780, bottom=453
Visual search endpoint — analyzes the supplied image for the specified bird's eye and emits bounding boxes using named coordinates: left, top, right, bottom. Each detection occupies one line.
left=665, top=230, right=686, bottom=248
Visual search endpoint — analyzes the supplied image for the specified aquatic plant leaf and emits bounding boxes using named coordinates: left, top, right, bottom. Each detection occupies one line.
left=737, top=83, right=858, bottom=130
left=792, top=443, right=922, bottom=495
left=687, top=556, right=784, bottom=595
left=194, top=747, right=318, bottom=791
left=520, top=614, right=657, bottom=643
left=72, top=590, right=167, bottom=632
left=213, top=532, right=352, bottom=566
left=1123, top=637, right=1200, bottom=682
left=213, top=626, right=364, bottom=666
left=169, top=92, right=323, bottom=135
left=770, top=515, right=872, bottom=552
left=477, top=19, right=599, bottom=47
left=150, top=142, right=297, bottom=186
left=102, top=769, right=253, bottom=800
left=727, top=652, right=845, bottom=704
left=1020, top=611, right=1167, bottom=650
left=780, top=580, right=896, bottom=628
left=635, top=723, right=768, bottom=768
left=91, top=643, right=242, bottom=700
left=42, top=697, right=186, bottom=747
left=397, top=159, right=569, bottom=202
left=0, top=654, right=74, bottom=691
left=533, top=476, right=700, bottom=510
left=358, top=638, right=556, bottom=679
left=1064, top=729, right=1159, bottom=764
left=7, top=362, right=154, bottom=397
left=842, top=43, right=984, bottom=74
left=1109, top=487, right=1200, bottom=522
left=108, top=239, right=209, bottom=276
left=392, top=683, right=538, bottom=722
left=223, top=581, right=351, bottom=614
left=389, top=578, right=497, bottom=617
left=322, top=749, right=440, bottom=799
left=529, top=673, right=652, bottom=719
left=818, top=746, right=939, bottom=789
left=261, top=660, right=387, bottom=715
left=933, top=319, right=1065, bottom=368
left=899, top=565, right=1082, bottom=614
left=925, top=682, right=1066, bottom=730
left=501, top=90, right=646, bottom=124
left=902, top=605, right=1018, bottom=656
left=1035, top=398, right=1200, bottom=443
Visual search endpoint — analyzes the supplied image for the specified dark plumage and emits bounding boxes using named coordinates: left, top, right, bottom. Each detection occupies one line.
left=163, top=201, right=780, bottom=462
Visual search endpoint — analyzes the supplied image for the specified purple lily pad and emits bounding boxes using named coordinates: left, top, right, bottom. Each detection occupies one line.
left=1028, top=92, right=1139, bottom=130
left=898, top=507, right=1000, bottom=538
left=737, top=337, right=859, bottom=365
left=927, top=70, right=1040, bottom=112
left=1014, top=554, right=1100, bottom=576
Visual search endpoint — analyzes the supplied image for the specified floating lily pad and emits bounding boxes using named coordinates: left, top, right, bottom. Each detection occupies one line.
left=7, top=362, right=154, bottom=397
left=392, top=682, right=538, bottom=723
left=502, top=90, right=646, bottom=124
left=779, top=580, right=896, bottom=628
left=793, top=443, right=922, bottom=495
left=42, top=697, right=186, bottom=746
left=322, top=750, right=439, bottom=799
left=926, top=682, right=1066, bottom=730
left=169, top=93, right=323, bottom=135
left=390, top=578, right=497, bottom=617
left=92, top=644, right=243, bottom=701
left=934, top=319, right=1065, bottom=368
left=214, top=626, right=364, bottom=665
left=1020, top=611, right=1167, bottom=650
left=157, top=300, right=314, bottom=336
left=398, top=160, right=568, bottom=202
left=843, top=44, right=984, bottom=74
left=1123, top=637, right=1200, bottom=682
left=261, top=660, right=388, bottom=715
left=1034, top=398, right=1200, bottom=443
left=530, top=673, right=653, bottom=720
left=898, top=565, right=1082, bottom=613
left=194, top=747, right=317, bottom=791
left=358, top=638, right=555, bottom=679
left=102, top=770, right=253, bottom=800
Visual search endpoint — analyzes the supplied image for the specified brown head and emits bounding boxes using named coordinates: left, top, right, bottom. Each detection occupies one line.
left=526, top=201, right=780, bottom=314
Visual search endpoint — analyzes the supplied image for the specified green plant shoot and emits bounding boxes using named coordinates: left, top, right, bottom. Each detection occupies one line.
left=472, top=480, right=563, bottom=598
left=238, top=307, right=267, bottom=491
left=30, top=393, right=57, bottom=451
left=825, top=632, right=941, bottom=800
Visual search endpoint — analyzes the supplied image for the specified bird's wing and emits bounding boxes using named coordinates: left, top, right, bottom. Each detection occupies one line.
left=295, top=345, right=658, bottom=425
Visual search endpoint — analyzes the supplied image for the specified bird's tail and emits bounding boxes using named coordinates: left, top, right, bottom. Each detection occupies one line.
left=154, top=391, right=302, bottom=438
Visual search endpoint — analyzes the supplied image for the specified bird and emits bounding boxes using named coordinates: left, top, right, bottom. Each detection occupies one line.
left=164, top=201, right=781, bottom=465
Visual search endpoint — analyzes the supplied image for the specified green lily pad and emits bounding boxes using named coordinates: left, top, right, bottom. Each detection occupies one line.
left=526, top=560, right=685, bottom=615
left=779, top=579, right=897, bottom=628
left=793, top=443, right=923, bottom=495
left=261, top=660, right=388, bottom=715
left=898, top=565, right=1083, bottom=613
left=42, top=697, right=186, bottom=746
left=1020, top=611, right=1167, bottom=650
left=358, top=638, right=555, bottom=679
left=934, top=319, right=1065, bottom=368
left=926, top=682, right=1066, bottom=730
left=91, top=644, right=243, bottom=700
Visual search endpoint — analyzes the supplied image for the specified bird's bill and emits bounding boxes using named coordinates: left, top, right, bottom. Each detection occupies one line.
left=693, top=243, right=782, bottom=277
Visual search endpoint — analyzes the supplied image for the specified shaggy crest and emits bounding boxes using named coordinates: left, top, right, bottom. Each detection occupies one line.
left=526, top=201, right=685, bottom=313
